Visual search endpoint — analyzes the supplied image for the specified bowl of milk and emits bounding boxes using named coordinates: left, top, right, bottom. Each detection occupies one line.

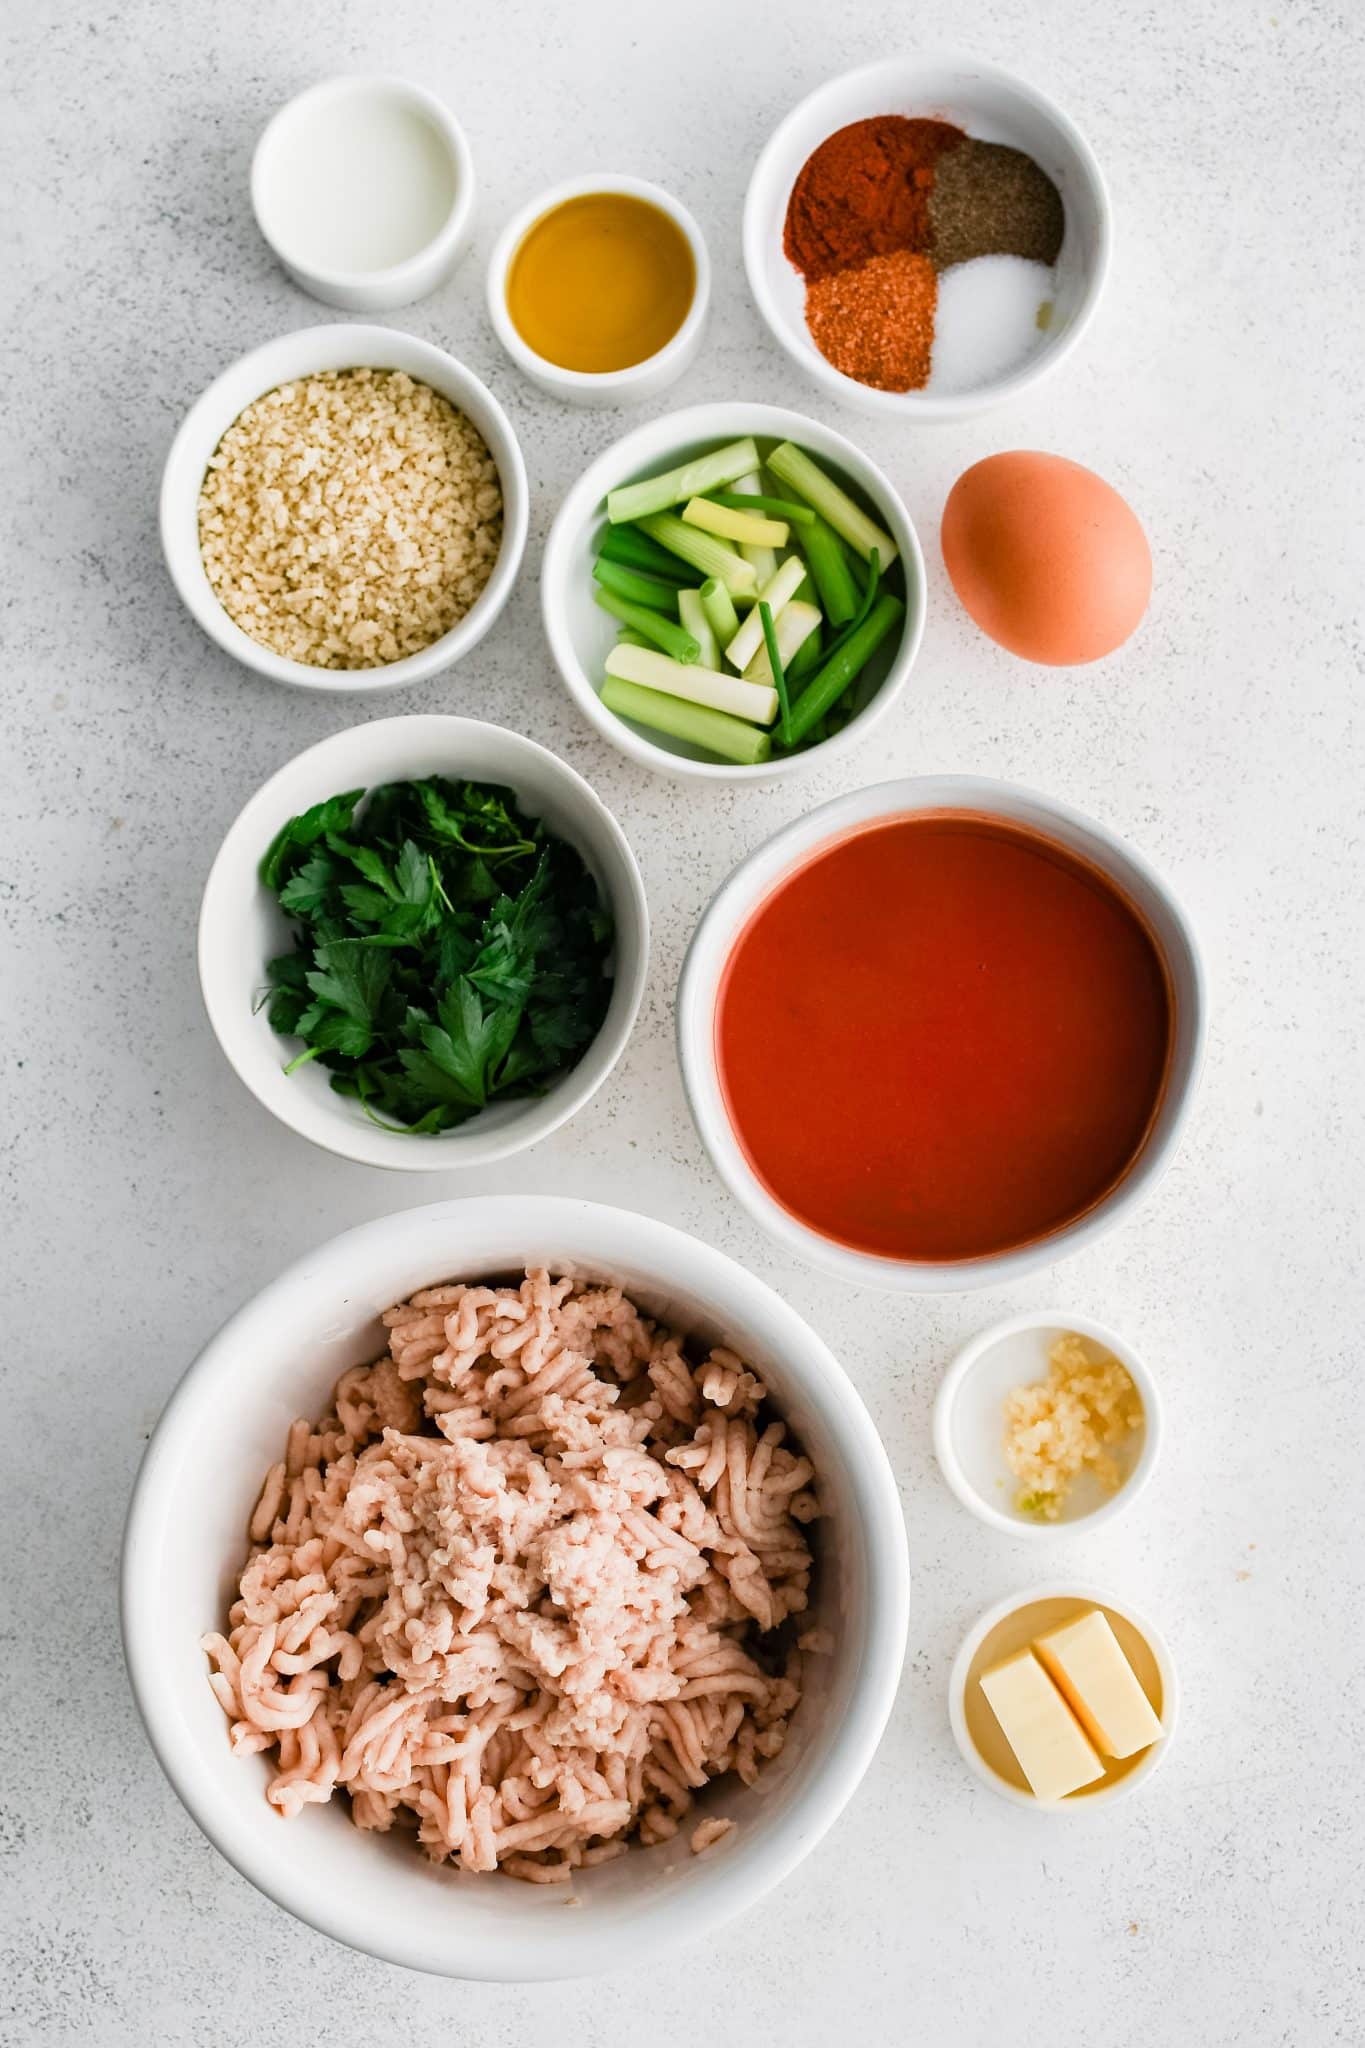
left=252, top=75, right=475, bottom=312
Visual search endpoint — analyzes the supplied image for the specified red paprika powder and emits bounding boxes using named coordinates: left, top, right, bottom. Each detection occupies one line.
left=783, top=116, right=965, bottom=282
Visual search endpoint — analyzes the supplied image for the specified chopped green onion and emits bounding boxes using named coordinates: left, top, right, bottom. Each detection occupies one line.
left=593, top=586, right=700, bottom=663
left=766, top=442, right=898, bottom=568
left=606, top=439, right=761, bottom=525
left=601, top=676, right=772, bottom=767
left=700, top=576, right=741, bottom=649
left=613, top=627, right=656, bottom=650
left=758, top=601, right=792, bottom=746
left=708, top=490, right=816, bottom=527
left=743, top=599, right=821, bottom=688
left=786, top=616, right=824, bottom=685
left=592, top=556, right=680, bottom=614
left=730, top=472, right=778, bottom=597
left=677, top=587, right=719, bottom=669
left=801, top=516, right=861, bottom=627
left=605, top=641, right=777, bottom=725
left=637, top=514, right=756, bottom=598
left=783, top=593, right=905, bottom=747
left=819, top=548, right=882, bottom=668
left=682, top=498, right=789, bottom=549
left=597, top=524, right=692, bottom=583
left=726, top=556, right=809, bottom=670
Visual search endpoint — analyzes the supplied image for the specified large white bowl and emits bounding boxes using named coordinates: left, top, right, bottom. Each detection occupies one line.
left=198, top=715, right=648, bottom=1169
left=677, top=775, right=1206, bottom=1291
left=161, top=325, right=529, bottom=690
left=121, top=1197, right=911, bottom=1981
left=744, top=55, right=1111, bottom=421
left=541, top=401, right=926, bottom=782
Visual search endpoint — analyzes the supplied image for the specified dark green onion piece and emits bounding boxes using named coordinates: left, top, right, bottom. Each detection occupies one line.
left=758, top=599, right=792, bottom=747
left=802, top=516, right=861, bottom=627
left=784, top=593, right=905, bottom=748
left=819, top=547, right=882, bottom=669
left=707, top=490, right=817, bottom=527
left=592, top=556, right=681, bottom=614
left=597, top=524, right=692, bottom=582
left=593, top=586, right=700, bottom=663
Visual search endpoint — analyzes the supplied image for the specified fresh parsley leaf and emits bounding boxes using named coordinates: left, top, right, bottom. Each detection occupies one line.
left=260, top=790, right=362, bottom=892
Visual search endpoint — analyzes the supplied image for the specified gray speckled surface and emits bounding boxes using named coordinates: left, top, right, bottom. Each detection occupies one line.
left=4, top=1, right=1364, bottom=2040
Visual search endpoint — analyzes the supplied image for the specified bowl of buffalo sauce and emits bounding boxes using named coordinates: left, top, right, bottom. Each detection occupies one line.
left=677, top=775, right=1205, bottom=1291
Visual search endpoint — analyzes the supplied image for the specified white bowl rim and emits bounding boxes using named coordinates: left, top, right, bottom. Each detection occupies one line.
left=931, top=1309, right=1164, bottom=1537
left=120, top=1194, right=912, bottom=1980
left=947, top=1581, right=1179, bottom=1810
left=197, top=714, right=649, bottom=1170
left=160, top=324, right=529, bottom=693
left=485, top=174, right=712, bottom=396
left=676, top=772, right=1208, bottom=1288
left=251, top=74, right=476, bottom=291
left=541, top=399, right=926, bottom=782
left=742, top=50, right=1113, bottom=421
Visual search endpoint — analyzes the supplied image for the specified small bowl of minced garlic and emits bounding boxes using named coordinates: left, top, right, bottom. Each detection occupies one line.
left=933, top=1312, right=1160, bottom=1537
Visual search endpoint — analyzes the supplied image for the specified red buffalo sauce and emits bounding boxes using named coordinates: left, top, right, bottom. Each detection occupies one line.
left=715, top=814, right=1172, bottom=1262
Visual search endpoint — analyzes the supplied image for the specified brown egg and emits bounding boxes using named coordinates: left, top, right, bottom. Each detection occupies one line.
left=941, top=452, right=1152, bottom=665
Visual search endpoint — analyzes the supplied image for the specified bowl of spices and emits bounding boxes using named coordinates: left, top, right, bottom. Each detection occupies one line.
left=744, top=55, right=1111, bottom=418
left=161, top=324, right=528, bottom=690
left=487, top=175, right=711, bottom=407
left=251, top=76, right=475, bottom=313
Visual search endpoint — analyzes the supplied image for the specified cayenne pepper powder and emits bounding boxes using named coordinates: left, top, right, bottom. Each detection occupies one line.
left=783, top=116, right=965, bottom=281
left=805, top=249, right=937, bottom=393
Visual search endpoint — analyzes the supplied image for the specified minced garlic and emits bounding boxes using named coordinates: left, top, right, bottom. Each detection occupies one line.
left=1003, top=1333, right=1142, bottom=1521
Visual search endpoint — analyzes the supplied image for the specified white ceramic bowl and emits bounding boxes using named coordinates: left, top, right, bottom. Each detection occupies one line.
left=933, top=1312, right=1162, bottom=1536
left=252, top=77, right=475, bottom=312
left=542, top=402, right=926, bottom=782
left=121, top=1196, right=911, bottom=1980
left=161, top=325, right=528, bottom=691
left=486, top=175, right=711, bottom=408
left=198, top=716, right=647, bottom=1169
left=678, top=775, right=1206, bottom=1290
left=744, top=54, right=1111, bottom=421
left=948, top=1584, right=1178, bottom=1810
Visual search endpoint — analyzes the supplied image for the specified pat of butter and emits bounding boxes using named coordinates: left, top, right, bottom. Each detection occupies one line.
left=978, top=1648, right=1106, bottom=1801
left=1034, top=1610, right=1164, bottom=1760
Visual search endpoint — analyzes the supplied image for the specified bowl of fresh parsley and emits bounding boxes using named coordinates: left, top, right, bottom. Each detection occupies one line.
left=199, top=716, right=649, bottom=1168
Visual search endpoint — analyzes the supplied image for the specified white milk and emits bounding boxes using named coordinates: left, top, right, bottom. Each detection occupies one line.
left=260, top=88, right=458, bottom=275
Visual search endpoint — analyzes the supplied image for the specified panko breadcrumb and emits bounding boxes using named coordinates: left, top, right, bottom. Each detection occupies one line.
left=1003, top=1332, right=1142, bottom=1520
left=198, top=368, right=502, bottom=668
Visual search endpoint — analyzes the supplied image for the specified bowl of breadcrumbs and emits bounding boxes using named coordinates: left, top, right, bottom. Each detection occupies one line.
left=161, top=325, right=528, bottom=690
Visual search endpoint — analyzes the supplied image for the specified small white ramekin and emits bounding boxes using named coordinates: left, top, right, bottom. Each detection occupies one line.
left=121, top=1196, right=911, bottom=1980
left=161, top=324, right=528, bottom=692
left=948, top=1585, right=1178, bottom=1810
left=542, top=400, right=925, bottom=781
left=198, top=716, right=648, bottom=1169
left=932, top=1312, right=1163, bottom=1537
left=677, top=775, right=1206, bottom=1288
left=486, top=175, right=711, bottom=408
left=252, top=76, right=475, bottom=312
left=744, top=53, right=1112, bottom=421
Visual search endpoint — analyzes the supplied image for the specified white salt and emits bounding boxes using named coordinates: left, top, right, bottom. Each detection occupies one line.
left=927, top=256, right=1056, bottom=394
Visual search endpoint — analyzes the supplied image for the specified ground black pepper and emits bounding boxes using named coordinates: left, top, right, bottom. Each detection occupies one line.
left=927, top=139, right=1065, bottom=270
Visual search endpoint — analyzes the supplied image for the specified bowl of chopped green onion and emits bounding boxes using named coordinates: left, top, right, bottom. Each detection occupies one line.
left=198, top=715, right=648, bottom=1169
left=542, top=403, right=925, bottom=779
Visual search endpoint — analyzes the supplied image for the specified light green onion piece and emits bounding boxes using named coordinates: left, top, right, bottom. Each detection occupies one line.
left=677, top=588, right=719, bottom=670
left=728, top=471, right=778, bottom=598
left=606, top=440, right=761, bottom=525
left=593, top=586, right=699, bottom=663
left=766, top=442, right=898, bottom=568
left=637, top=514, right=757, bottom=598
left=602, top=676, right=773, bottom=767
left=605, top=641, right=777, bottom=725
left=725, top=555, right=808, bottom=671
left=592, top=555, right=680, bottom=614
left=700, top=577, right=741, bottom=649
left=742, top=599, right=821, bottom=687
